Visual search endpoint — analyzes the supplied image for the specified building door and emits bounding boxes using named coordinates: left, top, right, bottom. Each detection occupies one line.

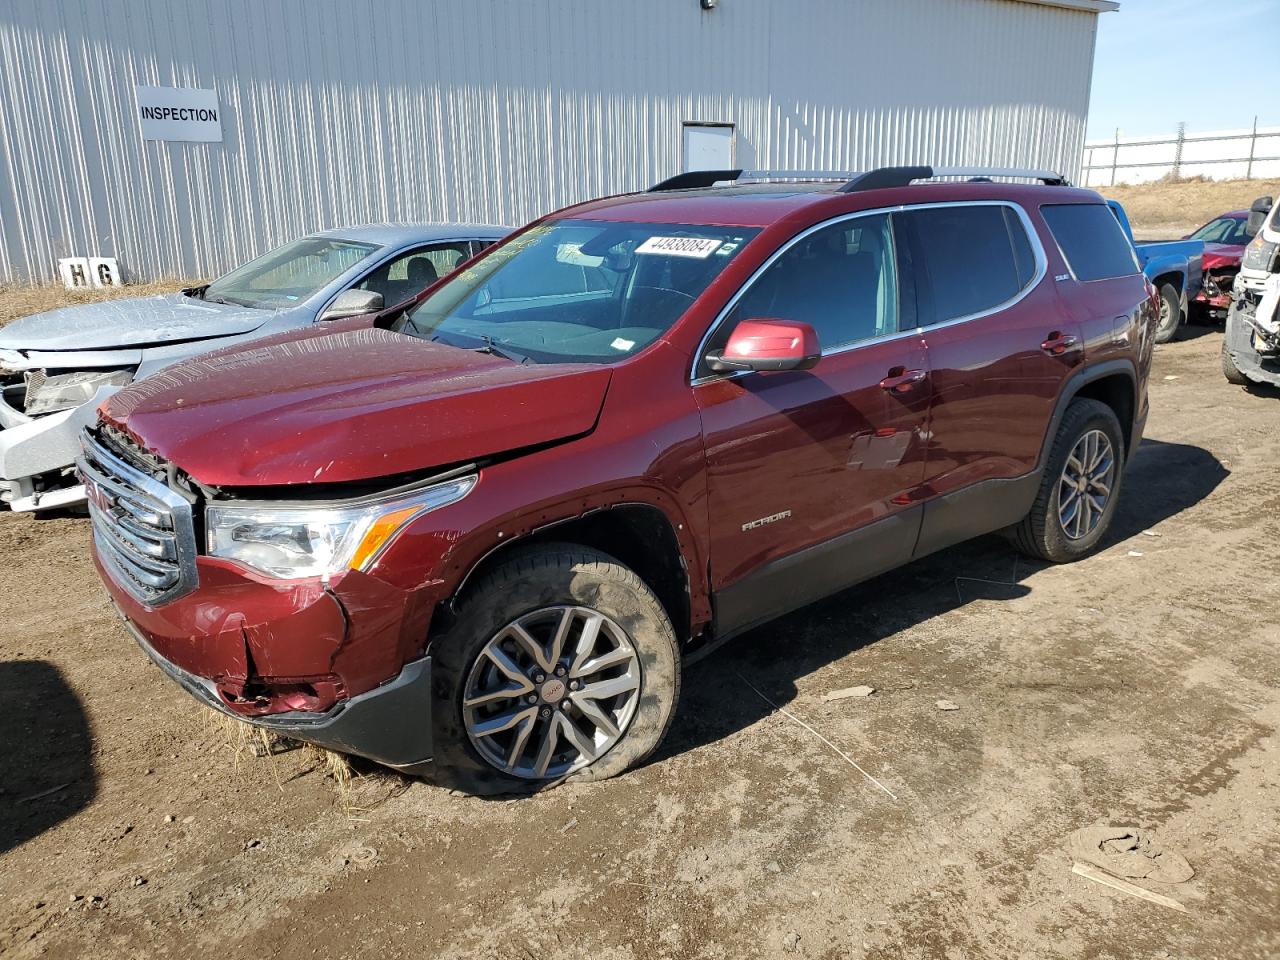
left=683, top=123, right=734, bottom=172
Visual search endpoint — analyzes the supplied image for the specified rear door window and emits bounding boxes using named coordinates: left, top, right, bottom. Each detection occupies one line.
left=907, top=204, right=1035, bottom=324
left=1041, top=203, right=1141, bottom=281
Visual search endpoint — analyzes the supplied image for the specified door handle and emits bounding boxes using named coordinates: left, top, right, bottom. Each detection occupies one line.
left=1040, top=332, right=1080, bottom=356
left=879, top=367, right=927, bottom=394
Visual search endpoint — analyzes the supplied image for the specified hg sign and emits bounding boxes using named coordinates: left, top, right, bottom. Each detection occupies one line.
left=58, top=257, right=121, bottom=290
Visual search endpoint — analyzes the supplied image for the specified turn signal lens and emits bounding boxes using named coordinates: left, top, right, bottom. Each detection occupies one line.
left=349, top=504, right=430, bottom=571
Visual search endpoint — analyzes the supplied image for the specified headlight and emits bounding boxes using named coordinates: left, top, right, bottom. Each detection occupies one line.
left=25, top=369, right=132, bottom=416
left=1243, top=231, right=1278, bottom=272
left=206, top=475, right=476, bottom=580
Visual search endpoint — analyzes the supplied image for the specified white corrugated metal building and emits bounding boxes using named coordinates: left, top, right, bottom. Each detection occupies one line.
left=0, top=0, right=1117, bottom=283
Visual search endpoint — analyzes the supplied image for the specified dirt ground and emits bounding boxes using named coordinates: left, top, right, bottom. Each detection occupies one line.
left=1098, top=176, right=1280, bottom=241
left=1, top=324, right=1278, bottom=959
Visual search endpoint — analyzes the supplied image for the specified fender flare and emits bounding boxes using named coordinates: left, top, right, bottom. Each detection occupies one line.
left=1035, top=358, right=1139, bottom=470
left=439, top=483, right=711, bottom=632
left=1143, top=258, right=1188, bottom=292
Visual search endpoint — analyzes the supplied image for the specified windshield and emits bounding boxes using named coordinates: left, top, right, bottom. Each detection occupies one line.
left=399, top=219, right=759, bottom=363
left=203, top=236, right=379, bottom=309
left=1190, top=217, right=1254, bottom=245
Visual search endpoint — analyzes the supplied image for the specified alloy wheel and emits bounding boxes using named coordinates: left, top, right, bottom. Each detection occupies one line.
left=462, top=605, right=642, bottom=780
left=1057, top=429, right=1116, bottom=540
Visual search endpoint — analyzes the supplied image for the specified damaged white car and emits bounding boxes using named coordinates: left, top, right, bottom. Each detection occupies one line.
left=0, top=222, right=507, bottom=511
left=1224, top=195, right=1280, bottom=388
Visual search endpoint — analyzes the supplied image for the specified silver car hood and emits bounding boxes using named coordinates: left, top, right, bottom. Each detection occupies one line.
left=0, top=293, right=273, bottom=352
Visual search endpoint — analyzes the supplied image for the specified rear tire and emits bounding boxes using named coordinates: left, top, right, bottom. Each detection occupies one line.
left=428, top=544, right=680, bottom=794
left=1221, top=338, right=1248, bottom=385
left=1009, top=399, right=1125, bottom=563
left=1153, top=283, right=1182, bottom=344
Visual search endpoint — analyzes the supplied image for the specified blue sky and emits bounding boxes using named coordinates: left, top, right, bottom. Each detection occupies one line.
left=1087, top=0, right=1280, bottom=140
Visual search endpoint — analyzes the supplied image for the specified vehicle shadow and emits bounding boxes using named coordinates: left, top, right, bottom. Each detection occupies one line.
left=1243, top=381, right=1280, bottom=400
left=1173, top=323, right=1218, bottom=343
left=653, top=436, right=1227, bottom=764
left=0, top=660, right=96, bottom=855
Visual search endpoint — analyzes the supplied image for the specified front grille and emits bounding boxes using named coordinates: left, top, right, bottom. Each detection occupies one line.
left=22, top=369, right=45, bottom=412
left=98, top=421, right=171, bottom=475
left=78, top=429, right=199, bottom=606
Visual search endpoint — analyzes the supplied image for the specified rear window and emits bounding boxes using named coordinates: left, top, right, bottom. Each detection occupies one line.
left=1042, top=204, right=1141, bottom=281
left=909, top=204, right=1037, bottom=323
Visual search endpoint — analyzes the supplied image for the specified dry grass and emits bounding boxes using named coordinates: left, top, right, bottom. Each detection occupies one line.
left=202, top=706, right=364, bottom=808
left=203, top=707, right=280, bottom=768
left=1097, top=176, right=1280, bottom=241
left=0, top=279, right=194, bottom=328
left=303, top=744, right=355, bottom=800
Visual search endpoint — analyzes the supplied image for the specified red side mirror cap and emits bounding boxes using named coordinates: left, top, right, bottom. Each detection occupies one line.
left=706, top=319, right=821, bottom=373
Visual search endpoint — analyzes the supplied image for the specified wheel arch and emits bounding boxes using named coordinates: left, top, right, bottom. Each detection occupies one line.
left=447, top=500, right=702, bottom=647
left=1150, top=269, right=1186, bottom=295
left=1039, top=360, right=1139, bottom=467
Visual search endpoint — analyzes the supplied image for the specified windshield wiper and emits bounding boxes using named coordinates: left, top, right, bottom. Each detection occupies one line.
left=422, top=330, right=531, bottom=364
left=471, top=334, right=530, bottom=364
left=205, top=293, right=257, bottom=308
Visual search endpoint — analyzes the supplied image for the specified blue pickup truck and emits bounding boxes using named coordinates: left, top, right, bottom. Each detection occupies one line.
left=1108, top=200, right=1204, bottom=344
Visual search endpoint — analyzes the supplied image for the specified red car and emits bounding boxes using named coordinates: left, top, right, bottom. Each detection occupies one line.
left=80, top=166, right=1157, bottom=792
left=1187, top=210, right=1254, bottom=318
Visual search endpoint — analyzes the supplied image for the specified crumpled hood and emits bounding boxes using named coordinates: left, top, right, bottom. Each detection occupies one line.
left=1201, top=242, right=1244, bottom=271
left=100, top=326, right=612, bottom=487
left=0, top=293, right=272, bottom=352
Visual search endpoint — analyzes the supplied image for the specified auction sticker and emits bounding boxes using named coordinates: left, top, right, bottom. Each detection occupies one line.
left=636, top=236, right=722, bottom=258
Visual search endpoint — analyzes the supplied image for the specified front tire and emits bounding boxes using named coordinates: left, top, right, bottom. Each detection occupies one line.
left=1221, top=338, right=1248, bottom=385
left=1153, top=283, right=1182, bottom=344
left=1010, top=398, right=1125, bottom=563
left=428, top=544, right=680, bottom=794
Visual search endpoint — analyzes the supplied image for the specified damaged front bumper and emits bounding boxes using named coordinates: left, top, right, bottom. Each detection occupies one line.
left=1193, top=284, right=1233, bottom=315
left=95, top=545, right=441, bottom=774
left=119, top=607, right=435, bottom=774
left=0, top=385, right=124, bottom=511
left=1225, top=297, right=1280, bottom=388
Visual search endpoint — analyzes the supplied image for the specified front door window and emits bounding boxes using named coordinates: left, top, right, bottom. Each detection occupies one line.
left=357, top=242, right=474, bottom=308
left=707, top=213, right=901, bottom=364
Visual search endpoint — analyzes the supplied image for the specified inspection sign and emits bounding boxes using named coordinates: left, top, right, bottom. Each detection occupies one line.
left=136, top=85, right=222, bottom=142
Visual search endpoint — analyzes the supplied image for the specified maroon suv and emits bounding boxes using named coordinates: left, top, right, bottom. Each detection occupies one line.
left=80, top=166, right=1157, bottom=791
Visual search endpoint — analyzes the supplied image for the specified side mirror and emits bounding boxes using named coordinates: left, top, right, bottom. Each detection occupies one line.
left=705, top=319, right=821, bottom=373
left=319, top=289, right=384, bottom=321
left=1248, top=196, right=1274, bottom=235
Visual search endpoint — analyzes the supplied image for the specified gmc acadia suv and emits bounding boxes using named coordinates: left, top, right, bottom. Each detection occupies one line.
left=79, top=166, right=1157, bottom=792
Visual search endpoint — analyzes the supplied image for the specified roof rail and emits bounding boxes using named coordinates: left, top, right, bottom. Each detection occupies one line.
left=649, top=165, right=1072, bottom=194
left=739, top=169, right=864, bottom=182
left=648, top=169, right=743, bottom=192
left=648, top=169, right=864, bottom=192
left=839, top=165, right=1071, bottom=192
